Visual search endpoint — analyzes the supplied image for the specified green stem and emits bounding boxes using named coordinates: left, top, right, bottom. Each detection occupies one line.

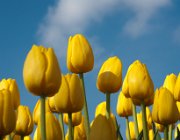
left=115, top=117, right=123, bottom=140
left=126, top=117, right=131, bottom=140
left=132, top=103, right=139, bottom=138
left=59, top=113, right=65, bottom=140
left=7, top=135, right=11, bottom=140
left=79, top=73, right=90, bottom=139
left=168, top=125, right=172, bottom=140
left=21, top=135, right=24, bottom=140
left=141, top=102, right=149, bottom=140
left=164, top=126, right=168, bottom=140
left=68, top=113, right=73, bottom=140
left=40, top=96, right=46, bottom=140
left=106, top=93, right=110, bottom=119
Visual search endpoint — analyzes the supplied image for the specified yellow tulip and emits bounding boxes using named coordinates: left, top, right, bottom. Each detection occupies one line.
left=128, top=121, right=136, bottom=140
left=37, top=112, right=62, bottom=140
left=0, top=89, right=16, bottom=136
left=116, top=91, right=133, bottom=117
left=24, top=136, right=32, bottom=140
left=23, top=45, right=61, bottom=97
left=96, top=56, right=122, bottom=93
left=155, top=123, right=164, bottom=132
left=48, top=96, right=59, bottom=113
left=90, top=115, right=116, bottom=140
left=67, top=34, right=94, bottom=73
left=0, top=78, right=20, bottom=109
left=149, top=129, right=154, bottom=140
left=152, top=87, right=179, bottom=125
left=127, top=60, right=154, bottom=101
left=63, top=111, right=82, bottom=126
left=33, top=99, right=51, bottom=125
left=132, top=93, right=154, bottom=106
left=53, top=74, right=84, bottom=113
left=174, top=73, right=180, bottom=101
left=137, top=113, right=143, bottom=132
left=163, top=73, right=176, bottom=95
left=15, top=105, right=34, bottom=136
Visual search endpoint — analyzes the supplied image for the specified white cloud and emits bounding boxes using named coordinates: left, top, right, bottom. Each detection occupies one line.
left=37, top=0, right=171, bottom=63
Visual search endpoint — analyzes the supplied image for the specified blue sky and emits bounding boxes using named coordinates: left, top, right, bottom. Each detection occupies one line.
left=1, top=0, right=180, bottom=138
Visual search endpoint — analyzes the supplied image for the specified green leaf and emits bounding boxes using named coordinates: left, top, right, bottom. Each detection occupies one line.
left=153, top=130, right=161, bottom=140
left=137, top=130, right=143, bottom=140
left=115, top=116, right=123, bottom=140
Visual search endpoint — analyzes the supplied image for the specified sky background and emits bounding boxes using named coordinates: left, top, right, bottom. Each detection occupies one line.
left=0, top=0, right=180, bottom=139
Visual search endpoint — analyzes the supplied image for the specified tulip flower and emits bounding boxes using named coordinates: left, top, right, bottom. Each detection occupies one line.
left=97, top=56, right=122, bottom=93
left=174, top=73, right=180, bottom=101
left=15, top=105, right=34, bottom=136
left=0, top=89, right=16, bottom=136
left=163, top=73, right=176, bottom=95
left=33, top=99, right=51, bottom=125
left=116, top=91, right=133, bottom=117
left=128, top=121, right=136, bottom=140
left=37, top=112, right=62, bottom=140
left=90, top=115, right=116, bottom=140
left=0, top=78, right=20, bottom=109
left=23, top=45, right=61, bottom=97
left=64, top=111, right=82, bottom=126
left=67, top=34, right=94, bottom=73
left=53, top=74, right=84, bottom=113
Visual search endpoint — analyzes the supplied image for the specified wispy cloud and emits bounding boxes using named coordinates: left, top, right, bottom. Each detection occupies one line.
left=37, top=0, right=171, bottom=63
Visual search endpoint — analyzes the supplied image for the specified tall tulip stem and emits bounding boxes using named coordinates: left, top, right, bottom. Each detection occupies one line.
left=141, top=102, right=149, bottom=140
left=68, top=113, right=73, bottom=140
left=126, top=117, right=131, bottom=140
left=164, top=126, right=168, bottom=140
left=40, top=96, right=46, bottom=140
left=59, top=113, right=65, bottom=140
left=79, top=73, right=90, bottom=139
left=21, top=136, right=24, bottom=140
left=106, top=93, right=111, bottom=119
left=168, top=125, right=172, bottom=140
left=132, top=103, right=139, bottom=138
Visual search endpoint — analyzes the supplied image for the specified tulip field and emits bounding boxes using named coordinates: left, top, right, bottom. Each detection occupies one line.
left=1, top=34, right=180, bottom=140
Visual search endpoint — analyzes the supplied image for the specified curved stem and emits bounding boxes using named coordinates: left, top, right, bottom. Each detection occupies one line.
left=132, top=103, right=139, bottom=138
left=126, top=117, right=131, bottom=140
left=79, top=73, right=90, bottom=139
left=164, top=125, right=168, bottom=140
left=106, top=93, right=111, bottom=119
left=141, top=102, right=149, bottom=140
left=68, top=113, right=73, bottom=140
left=59, top=113, right=65, bottom=140
left=40, top=96, right=46, bottom=140
left=168, top=125, right=172, bottom=140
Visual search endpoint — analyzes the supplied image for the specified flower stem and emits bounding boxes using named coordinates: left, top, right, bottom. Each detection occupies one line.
left=21, top=136, right=24, bottom=140
left=164, top=125, right=168, bottom=140
left=106, top=93, right=111, bottom=119
left=7, top=135, right=11, bottom=140
left=141, top=102, right=149, bottom=140
left=40, top=96, right=46, bottom=140
left=126, top=117, right=131, bottom=140
left=59, top=113, right=65, bottom=140
left=132, top=103, right=139, bottom=138
left=168, top=125, right=172, bottom=140
left=68, top=113, right=73, bottom=140
left=79, top=73, right=90, bottom=139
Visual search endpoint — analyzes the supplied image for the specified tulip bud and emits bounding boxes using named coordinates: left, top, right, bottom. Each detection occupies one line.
left=0, top=89, right=16, bottom=136
left=0, top=78, right=20, bottom=109
left=149, top=129, right=154, bottom=140
left=97, top=56, right=122, bottom=93
left=163, top=73, right=176, bottom=96
left=53, top=74, right=84, bottom=113
left=127, top=60, right=154, bottom=101
left=37, top=112, right=62, bottom=140
left=67, top=34, right=94, bottom=73
left=152, top=87, right=179, bottom=125
left=132, top=93, right=154, bottom=106
left=116, top=91, right=132, bottom=117
left=63, top=111, right=82, bottom=126
left=90, top=115, right=116, bottom=140
left=23, top=45, right=61, bottom=97
left=33, top=99, right=51, bottom=125
left=15, top=105, right=34, bottom=136
left=127, top=121, right=136, bottom=140
left=174, top=73, right=180, bottom=101
left=48, top=96, right=59, bottom=113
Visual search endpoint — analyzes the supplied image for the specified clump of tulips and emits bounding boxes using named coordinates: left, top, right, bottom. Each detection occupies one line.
left=1, top=33, right=180, bottom=140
